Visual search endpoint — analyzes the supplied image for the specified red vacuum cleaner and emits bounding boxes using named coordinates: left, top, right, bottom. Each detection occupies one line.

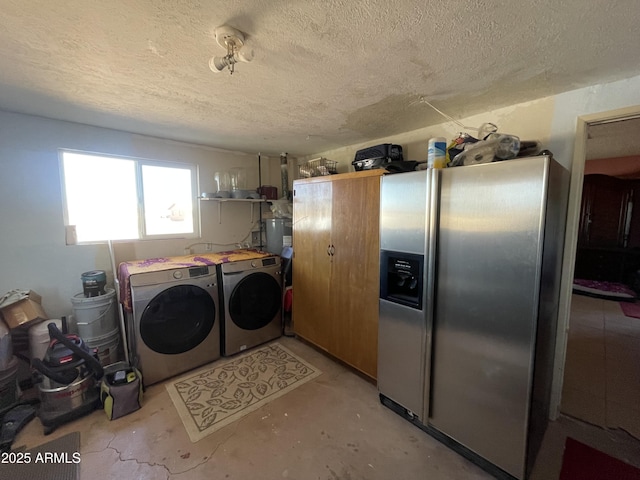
left=31, top=323, right=104, bottom=434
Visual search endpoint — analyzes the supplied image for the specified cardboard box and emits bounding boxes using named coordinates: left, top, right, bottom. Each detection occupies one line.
left=0, top=290, right=48, bottom=329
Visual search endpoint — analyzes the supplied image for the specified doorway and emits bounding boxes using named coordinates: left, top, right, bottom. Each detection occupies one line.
left=560, top=114, right=640, bottom=439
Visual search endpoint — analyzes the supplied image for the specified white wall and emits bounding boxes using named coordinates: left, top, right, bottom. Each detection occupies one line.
left=304, top=74, right=640, bottom=175
left=0, top=111, right=279, bottom=319
left=298, top=96, right=556, bottom=173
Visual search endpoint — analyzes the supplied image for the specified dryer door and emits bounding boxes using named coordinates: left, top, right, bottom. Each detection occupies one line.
left=140, top=285, right=215, bottom=354
left=229, top=272, right=281, bottom=330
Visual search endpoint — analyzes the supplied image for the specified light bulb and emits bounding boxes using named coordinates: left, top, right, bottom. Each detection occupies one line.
left=236, top=45, right=254, bottom=63
left=209, top=56, right=231, bottom=73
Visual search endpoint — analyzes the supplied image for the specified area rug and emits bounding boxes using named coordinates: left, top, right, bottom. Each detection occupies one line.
left=560, top=437, right=640, bottom=480
left=167, top=342, right=321, bottom=442
left=573, top=279, right=636, bottom=301
left=620, top=301, right=640, bottom=319
left=4, top=431, right=80, bottom=480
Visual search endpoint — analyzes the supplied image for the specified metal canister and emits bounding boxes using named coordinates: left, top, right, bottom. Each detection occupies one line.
left=81, top=270, right=106, bottom=297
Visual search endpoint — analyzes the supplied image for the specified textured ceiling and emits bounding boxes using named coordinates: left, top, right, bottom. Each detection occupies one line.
left=1, top=0, right=640, bottom=156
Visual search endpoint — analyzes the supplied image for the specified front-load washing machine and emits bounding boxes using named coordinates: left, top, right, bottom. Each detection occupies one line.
left=219, top=255, right=282, bottom=356
left=128, top=265, right=220, bottom=386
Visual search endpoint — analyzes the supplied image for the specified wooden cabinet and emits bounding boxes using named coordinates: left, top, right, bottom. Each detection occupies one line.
left=292, top=170, right=383, bottom=380
left=578, top=174, right=632, bottom=247
left=576, top=174, right=640, bottom=284
left=292, top=179, right=333, bottom=349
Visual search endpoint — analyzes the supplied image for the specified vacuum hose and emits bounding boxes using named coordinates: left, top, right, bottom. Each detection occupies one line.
left=31, top=357, right=78, bottom=385
left=47, top=322, right=104, bottom=380
left=31, top=323, right=104, bottom=384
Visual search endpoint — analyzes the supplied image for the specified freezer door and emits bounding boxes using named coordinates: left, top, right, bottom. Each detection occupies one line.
left=378, top=298, right=426, bottom=416
left=379, top=169, right=428, bottom=255
left=378, top=170, right=433, bottom=418
left=428, top=157, right=550, bottom=480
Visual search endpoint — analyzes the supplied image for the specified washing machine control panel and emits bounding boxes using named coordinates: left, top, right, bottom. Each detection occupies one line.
left=251, top=257, right=278, bottom=268
left=165, top=266, right=210, bottom=280
left=188, top=266, right=210, bottom=277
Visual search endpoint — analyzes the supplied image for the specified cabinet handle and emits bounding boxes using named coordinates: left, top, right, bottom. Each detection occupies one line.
left=327, top=245, right=331, bottom=256
left=329, top=244, right=335, bottom=256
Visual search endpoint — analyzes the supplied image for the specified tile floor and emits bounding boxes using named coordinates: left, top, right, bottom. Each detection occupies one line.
left=561, top=293, right=640, bottom=438
left=8, top=335, right=640, bottom=479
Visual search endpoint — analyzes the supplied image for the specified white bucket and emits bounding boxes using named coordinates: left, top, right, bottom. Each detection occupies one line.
left=28, top=319, right=63, bottom=360
left=71, top=288, right=117, bottom=340
left=85, top=328, right=121, bottom=367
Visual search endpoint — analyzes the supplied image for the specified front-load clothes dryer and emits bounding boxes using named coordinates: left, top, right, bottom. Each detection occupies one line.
left=219, top=255, right=282, bottom=356
left=128, top=265, right=220, bottom=386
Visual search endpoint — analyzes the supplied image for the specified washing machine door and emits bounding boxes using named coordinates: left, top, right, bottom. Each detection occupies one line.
left=229, top=272, right=281, bottom=330
left=140, top=285, right=215, bottom=354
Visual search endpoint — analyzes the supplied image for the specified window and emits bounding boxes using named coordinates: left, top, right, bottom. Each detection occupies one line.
left=60, top=150, right=199, bottom=243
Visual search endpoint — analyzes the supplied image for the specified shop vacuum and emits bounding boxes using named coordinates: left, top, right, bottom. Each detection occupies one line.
left=31, top=323, right=104, bottom=434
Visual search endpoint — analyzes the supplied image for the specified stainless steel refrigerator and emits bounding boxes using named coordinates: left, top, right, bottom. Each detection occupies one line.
left=378, top=155, right=569, bottom=480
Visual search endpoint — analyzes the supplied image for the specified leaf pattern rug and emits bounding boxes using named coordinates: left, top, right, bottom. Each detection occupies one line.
left=166, top=342, right=321, bottom=442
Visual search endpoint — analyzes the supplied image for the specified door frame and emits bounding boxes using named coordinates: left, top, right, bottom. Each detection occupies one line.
left=551, top=105, right=640, bottom=419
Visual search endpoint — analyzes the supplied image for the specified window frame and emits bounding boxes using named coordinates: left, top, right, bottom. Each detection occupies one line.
left=59, top=149, right=201, bottom=244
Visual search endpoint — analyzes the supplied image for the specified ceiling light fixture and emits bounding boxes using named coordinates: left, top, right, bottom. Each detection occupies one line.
left=209, top=25, right=254, bottom=75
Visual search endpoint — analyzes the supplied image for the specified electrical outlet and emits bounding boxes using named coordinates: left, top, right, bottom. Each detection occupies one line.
left=251, top=231, right=260, bottom=245
left=206, top=243, right=213, bottom=251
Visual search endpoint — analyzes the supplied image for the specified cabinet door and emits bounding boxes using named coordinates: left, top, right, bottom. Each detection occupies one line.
left=330, top=175, right=380, bottom=379
left=580, top=175, right=631, bottom=247
left=292, top=180, right=333, bottom=350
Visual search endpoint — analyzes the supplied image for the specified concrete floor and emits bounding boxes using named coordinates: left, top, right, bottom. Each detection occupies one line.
left=11, top=336, right=640, bottom=479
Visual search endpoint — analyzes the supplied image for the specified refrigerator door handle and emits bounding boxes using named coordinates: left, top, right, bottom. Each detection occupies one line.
left=423, top=168, right=439, bottom=420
